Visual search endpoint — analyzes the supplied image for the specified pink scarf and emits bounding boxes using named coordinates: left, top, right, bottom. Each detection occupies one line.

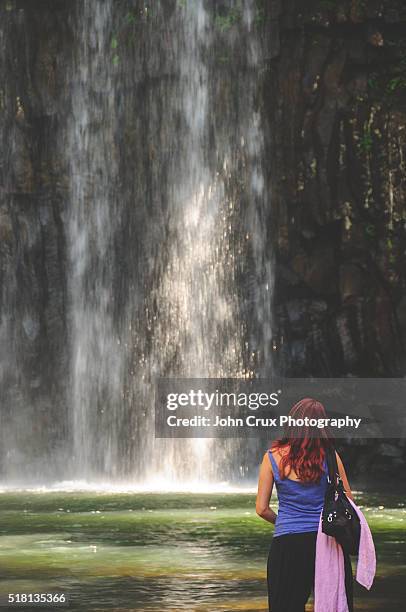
left=314, top=498, right=376, bottom=612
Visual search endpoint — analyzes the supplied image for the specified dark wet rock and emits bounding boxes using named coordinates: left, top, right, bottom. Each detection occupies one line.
left=378, top=442, right=403, bottom=458
left=339, top=264, right=364, bottom=301
left=270, top=0, right=406, bottom=379
left=267, top=1, right=406, bottom=477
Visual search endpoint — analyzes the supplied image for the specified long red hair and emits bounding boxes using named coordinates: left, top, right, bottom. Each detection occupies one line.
left=271, top=397, right=334, bottom=483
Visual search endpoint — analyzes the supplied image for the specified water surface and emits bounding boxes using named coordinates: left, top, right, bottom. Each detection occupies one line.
left=0, top=491, right=404, bottom=611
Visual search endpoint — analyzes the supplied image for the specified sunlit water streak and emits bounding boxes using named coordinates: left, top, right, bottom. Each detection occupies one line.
left=0, top=480, right=257, bottom=494
left=63, top=0, right=272, bottom=485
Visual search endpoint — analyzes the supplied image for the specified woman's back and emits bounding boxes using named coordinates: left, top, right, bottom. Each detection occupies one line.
left=268, top=448, right=328, bottom=537
left=257, top=398, right=355, bottom=612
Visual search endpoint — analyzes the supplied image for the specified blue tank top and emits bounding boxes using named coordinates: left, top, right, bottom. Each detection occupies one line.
left=268, top=450, right=328, bottom=537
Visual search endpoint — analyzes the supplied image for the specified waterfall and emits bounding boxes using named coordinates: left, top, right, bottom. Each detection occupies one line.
left=137, top=1, right=273, bottom=484
left=0, top=0, right=272, bottom=486
left=67, top=1, right=126, bottom=479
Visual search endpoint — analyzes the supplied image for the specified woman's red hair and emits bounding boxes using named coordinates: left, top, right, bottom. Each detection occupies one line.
left=271, top=397, right=334, bottom=483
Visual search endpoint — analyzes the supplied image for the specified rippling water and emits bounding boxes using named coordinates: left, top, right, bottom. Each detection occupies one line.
left=0, top=491, right=404, bottom=611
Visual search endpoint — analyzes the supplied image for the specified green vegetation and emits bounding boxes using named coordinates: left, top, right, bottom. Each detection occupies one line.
left=366, top=71, right=406, bottom=103
left=359, top=127, right=373, bottom=153
left=365, top=223, right=376, bottom=237
left=110, top=35, right=119, bottom=66
left=214, top=8, right=241, bottom=32
left=254, top=0, right=266, bottom=25
left=367, top=73, right=378, bottom=90
left=217, top=55, right=230, bottom=65
left=386, top=236, right=397, bottom=264
left=387, top=76, right=406, bottom=93
left=125, top=11, right=138, bottom=24
left=254, top=9, right=266, bottom=26
left=366, top=36, right=406, bottom=103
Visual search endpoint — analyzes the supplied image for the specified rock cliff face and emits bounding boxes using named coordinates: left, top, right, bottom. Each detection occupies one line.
left=269, top=0, right=406, bottom=378
left=267, top=0, right=406, bottom=478
left=0, top=0, right=405, bottom=481
left=0, top=1, right=72, bottom=476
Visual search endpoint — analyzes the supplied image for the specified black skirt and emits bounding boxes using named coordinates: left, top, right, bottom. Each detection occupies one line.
left=267, top=531, right=353, bottom=612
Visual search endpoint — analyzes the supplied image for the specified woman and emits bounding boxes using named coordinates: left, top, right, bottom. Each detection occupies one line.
left=256, top=398, right=354, bottom=612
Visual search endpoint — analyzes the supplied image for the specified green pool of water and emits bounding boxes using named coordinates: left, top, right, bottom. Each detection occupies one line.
left=0, top=490, right=404, bottom=611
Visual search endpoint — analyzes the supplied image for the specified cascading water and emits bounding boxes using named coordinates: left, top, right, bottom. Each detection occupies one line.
left=136, top=1, right=273, bottom=484
left=67, top=1, right=126, bottom=479
left=0, top=0, right=272, bottom=487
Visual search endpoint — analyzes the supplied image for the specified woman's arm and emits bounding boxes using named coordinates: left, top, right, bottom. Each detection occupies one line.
left=336, top=451, right=354, bottom=500
left=256, top=451, right=277, bottom=524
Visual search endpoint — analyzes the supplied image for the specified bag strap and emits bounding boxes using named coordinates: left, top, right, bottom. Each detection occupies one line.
left=325, top=446, right=345, bottom=492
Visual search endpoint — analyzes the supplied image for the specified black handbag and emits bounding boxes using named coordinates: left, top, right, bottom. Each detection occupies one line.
left=322, top=447, right=361, bottom=555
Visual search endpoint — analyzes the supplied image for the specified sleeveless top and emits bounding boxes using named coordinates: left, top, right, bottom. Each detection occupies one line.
left=268, top=450, right=328, bottom=537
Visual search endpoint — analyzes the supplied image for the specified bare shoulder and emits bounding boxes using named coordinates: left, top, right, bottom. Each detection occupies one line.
left=263, top=450, right=273, bottom=470
left=270, top=442, right=289, bottom=458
